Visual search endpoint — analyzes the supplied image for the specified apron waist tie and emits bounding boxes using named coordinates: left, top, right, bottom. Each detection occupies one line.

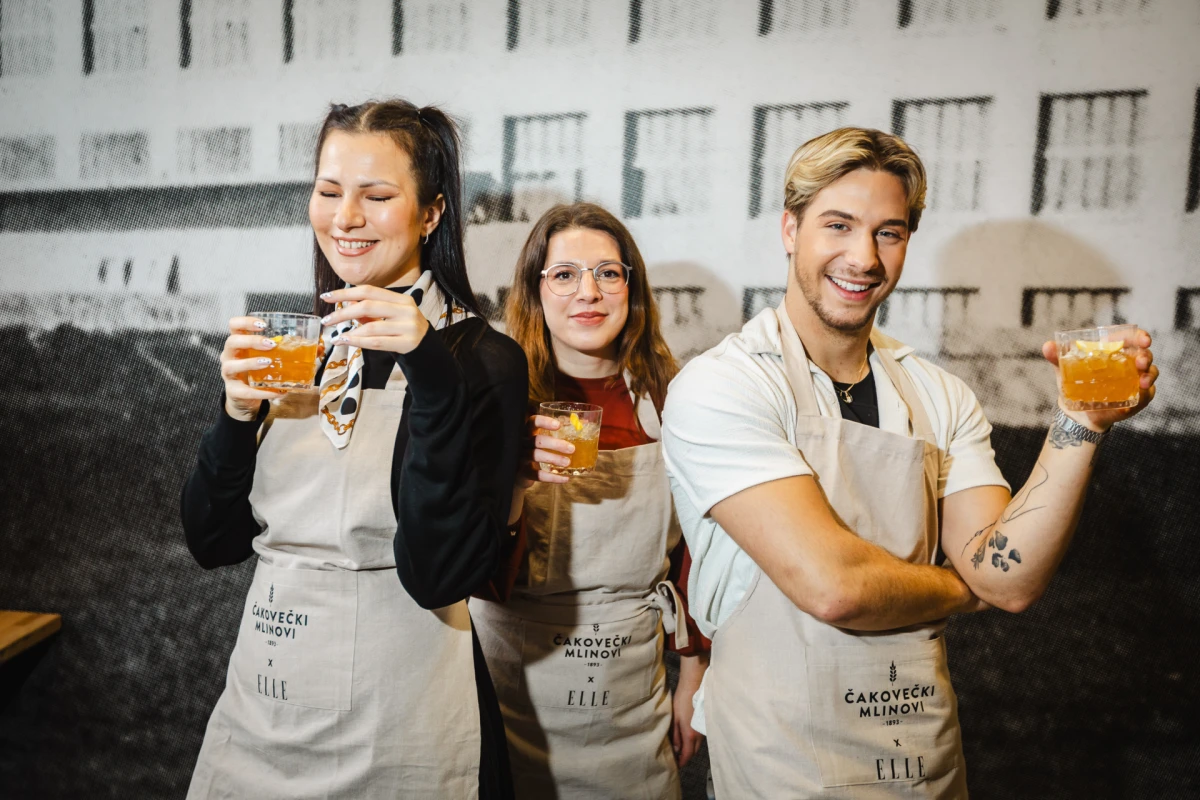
left=648, top=580, right=689, bottom=650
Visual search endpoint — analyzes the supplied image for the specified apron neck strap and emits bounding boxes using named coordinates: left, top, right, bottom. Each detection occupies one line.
left=775, top=303, right=937, bottom=445
left=775, top=304, right=822, bottom=418
left=627, top=370, right=663, bottom=441
left=869, top=331, right=937, bottom=445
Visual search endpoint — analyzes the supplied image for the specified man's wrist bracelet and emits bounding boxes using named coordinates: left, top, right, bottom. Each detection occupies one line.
left=1052, top=407, right=1107, bottom=447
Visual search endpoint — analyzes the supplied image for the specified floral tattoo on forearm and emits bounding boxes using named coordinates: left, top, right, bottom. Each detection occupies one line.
left=960, top=463, right=1047, bottom=571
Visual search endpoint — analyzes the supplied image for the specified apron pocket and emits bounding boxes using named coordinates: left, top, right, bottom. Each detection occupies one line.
left=229, top=562, right=358, bottom=712
left=805, top=636, right=960, bottom=788
left=518, top=608, right=661, bottom=712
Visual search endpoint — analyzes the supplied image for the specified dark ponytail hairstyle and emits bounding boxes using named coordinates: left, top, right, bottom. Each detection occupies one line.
left=310, top=99, right=482, bottom=323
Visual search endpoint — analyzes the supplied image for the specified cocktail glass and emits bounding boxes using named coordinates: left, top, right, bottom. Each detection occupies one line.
left=1054, top=324, right=1140, bottom=411
left=239, top=312, right=322, bottom=391
left=538, top=402, right=603, bottom=476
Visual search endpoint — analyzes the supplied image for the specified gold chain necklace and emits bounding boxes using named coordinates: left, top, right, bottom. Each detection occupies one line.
left=834, top=361, right=871, bottom=404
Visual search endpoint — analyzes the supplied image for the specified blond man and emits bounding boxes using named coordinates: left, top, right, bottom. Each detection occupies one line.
left=661, top=128, right=1159, bottom=797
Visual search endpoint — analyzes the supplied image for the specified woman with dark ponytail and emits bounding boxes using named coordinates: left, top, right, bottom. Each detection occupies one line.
left=181, top=99, right=526, bottom=799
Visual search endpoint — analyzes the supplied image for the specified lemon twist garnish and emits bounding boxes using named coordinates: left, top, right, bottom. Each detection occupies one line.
left=271, top=335, right=284, bottom=343
left=569, top=412, right=583, bottom=431
left=1074, top=340, right=1122, bottom=354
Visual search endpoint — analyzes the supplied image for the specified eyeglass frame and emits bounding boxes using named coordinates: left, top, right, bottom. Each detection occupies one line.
left=539, top=261, right=634, bottom=296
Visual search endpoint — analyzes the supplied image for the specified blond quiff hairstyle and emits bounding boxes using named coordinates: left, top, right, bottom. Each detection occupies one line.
left=783, top=127, right=928, bottom=232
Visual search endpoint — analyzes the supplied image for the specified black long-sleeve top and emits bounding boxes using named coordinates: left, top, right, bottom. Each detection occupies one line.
left=180, top=314, right=527, bottom=800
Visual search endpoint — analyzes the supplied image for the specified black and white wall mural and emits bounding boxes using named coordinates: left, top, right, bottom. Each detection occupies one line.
left=2, top=1, right=1198, bottom=797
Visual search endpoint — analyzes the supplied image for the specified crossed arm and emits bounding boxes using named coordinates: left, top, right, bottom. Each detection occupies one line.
left=710, top=421, right=1088, bottom=630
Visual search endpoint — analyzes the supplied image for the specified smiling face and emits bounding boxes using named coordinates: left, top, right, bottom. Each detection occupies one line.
left=308, top=130, right=442, bottom=289
left=783, top=167, right=910, bottom=334
left=539, top=227, right=630, bottom=364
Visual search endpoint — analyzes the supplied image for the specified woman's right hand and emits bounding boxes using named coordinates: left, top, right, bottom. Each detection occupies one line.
left=220, top=316, right=284, bottom=422
left=509, top=414, right=574, bottom=525
left=522, top=414, right=574, bottom=488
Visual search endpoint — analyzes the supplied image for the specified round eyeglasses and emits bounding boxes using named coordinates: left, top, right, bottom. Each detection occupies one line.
left=540, top=262, right=632, bottom=296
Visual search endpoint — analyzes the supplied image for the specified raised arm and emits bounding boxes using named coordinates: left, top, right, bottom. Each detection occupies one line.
left=940, top=332, right=1159, bottom=612
left=180, top=315, right=282, bottom=569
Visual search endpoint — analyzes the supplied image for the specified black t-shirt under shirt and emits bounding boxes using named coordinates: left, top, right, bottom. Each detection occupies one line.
left=831, top=369, right=880, bottom=428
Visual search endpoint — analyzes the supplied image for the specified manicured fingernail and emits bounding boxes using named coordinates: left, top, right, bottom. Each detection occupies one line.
left=257, top=357, right=272, bottom=366
left=253, top=320, right=267, bottom=329
left=320, top=315, right=332, bottom=325
left=261, top=339, right=276, bottom=349
left=320, top=292, right=332, bottom=300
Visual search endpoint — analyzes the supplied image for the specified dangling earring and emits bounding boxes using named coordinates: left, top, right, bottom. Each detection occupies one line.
left=422, top=233, right=430, bottom=245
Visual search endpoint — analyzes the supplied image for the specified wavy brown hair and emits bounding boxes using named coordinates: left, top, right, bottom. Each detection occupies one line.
left=505, top=203, right=677, bottom=415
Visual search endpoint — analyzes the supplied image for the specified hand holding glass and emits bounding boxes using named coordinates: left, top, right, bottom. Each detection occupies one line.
left=537, top=402, right=603, bottom=475
left=235, top=312, right=323, bottom=391
left=1054, top=324, right=1141, bottom=411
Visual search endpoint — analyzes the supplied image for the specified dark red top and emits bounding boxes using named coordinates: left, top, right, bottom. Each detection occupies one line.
left=552, top=371, right=711, bottom=655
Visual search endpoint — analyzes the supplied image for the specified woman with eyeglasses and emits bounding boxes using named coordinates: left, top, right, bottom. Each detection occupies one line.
left=470, top=203, right=709, bottom=799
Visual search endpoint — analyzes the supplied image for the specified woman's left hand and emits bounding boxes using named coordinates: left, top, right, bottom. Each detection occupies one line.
left=671, top=653, right=708, bottom=768
left=321, top=285, right=430, bottom=355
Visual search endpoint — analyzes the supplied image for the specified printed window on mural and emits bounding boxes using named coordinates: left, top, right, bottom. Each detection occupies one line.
left=1046, top=0, right=1152, bottom=21
left=1021, top=287, right=1129, bottom=329
left=503, top=114, right=586, bottom=222
left=177, top=126, right=252, bottom=177
left=898, top=0, right=997, bottom=28
left=1175, top=288, right=1200, bottom=331
left=1187, top=88, right=1199, bottom=213
left=279, top=123, right=320, bottom=175
left=393, top=0, right=468, bottom=54
left=285, top=0, right=358, bottom=63
left=0, top=135, right=55, bottom=182
left=623, top=109, right=713, bottom=218
left=893, top=97, right=991, bottom=212
left=0, top=0, right=54, bottom=77
left=182, top=0, right=252, bottom=69
left=742, top=287, right=785, bottom=322
left=1032, top=90, right=1145, bottom=214
left=757, top=0, right=855, bottom=35
left=749, top=102, right=847, bottom=218
left=507, top=0, right=589, bottom=50
left=80, top=131, right=150, bottom=181
left=85, top=0, right=147, bottom=74
left=629, top=0, right=717, bottom=43
left=878, top=288, right=979, bottom=331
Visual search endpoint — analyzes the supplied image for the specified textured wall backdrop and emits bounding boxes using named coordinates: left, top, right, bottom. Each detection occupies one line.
left=1, top=0, right=1198, bottom=797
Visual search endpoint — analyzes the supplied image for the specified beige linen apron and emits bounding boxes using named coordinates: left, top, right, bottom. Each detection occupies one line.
left=188, top=365, right=481, bottom=799
left=471, top=396, right=686, bottom=800
left=705, top=306, right=966, bottom=799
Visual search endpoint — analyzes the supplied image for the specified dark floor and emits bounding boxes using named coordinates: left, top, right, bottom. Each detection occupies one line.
left=1, top=327, right=1198, bottom=798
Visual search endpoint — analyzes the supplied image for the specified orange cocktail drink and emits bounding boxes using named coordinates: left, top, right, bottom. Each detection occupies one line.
left=538, top=402, right=603, bottom=476
left=238, top=312, right=323, bottom=391
left=1055, top=324, right=1140, bottom=411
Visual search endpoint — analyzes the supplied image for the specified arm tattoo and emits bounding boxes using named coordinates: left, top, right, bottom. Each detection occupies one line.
left=1002, top=462, right=1048, bottom=523
left=962, top=462, right=1046, bottom=571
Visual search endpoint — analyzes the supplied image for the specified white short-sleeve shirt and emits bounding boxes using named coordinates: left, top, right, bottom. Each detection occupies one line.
left=662, top=308, right=1010, bottom=643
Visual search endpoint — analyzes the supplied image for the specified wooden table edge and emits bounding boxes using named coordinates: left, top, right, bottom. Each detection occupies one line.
left=0, top=611, right=63, bottom=664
